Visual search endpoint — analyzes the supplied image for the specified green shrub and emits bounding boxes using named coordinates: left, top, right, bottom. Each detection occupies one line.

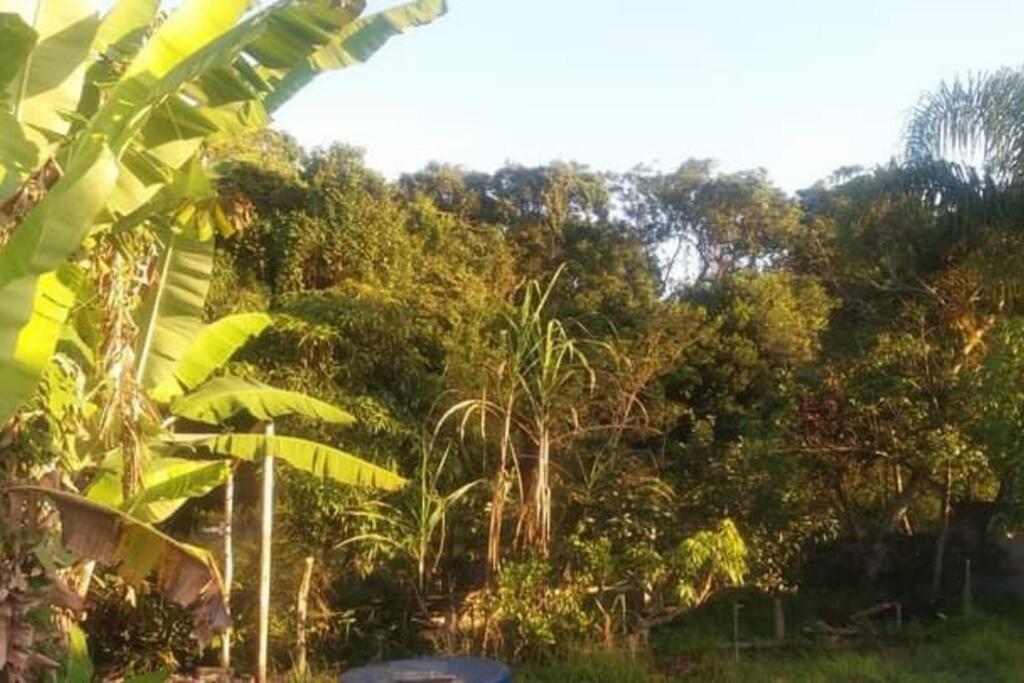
left=486, top=559, right=594, bottom=659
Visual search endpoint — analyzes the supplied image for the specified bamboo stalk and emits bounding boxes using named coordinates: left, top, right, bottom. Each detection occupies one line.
left=257, top=422, right=275, bottom=683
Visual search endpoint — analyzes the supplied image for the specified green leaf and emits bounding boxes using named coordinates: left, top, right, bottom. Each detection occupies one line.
left=2, top=0, right=99, bottom=155
left=263, top=0, right=446, bottom=112
left=8, top=486, right=229, bottom=636
left=170, top=376, right=356, bottom=426
left=94, top=0, right=160, bottom=57
left=151, top=312, right=271, bottom=402
left=125, top=0, right=249, bottom=82
left=57, top=321, right=95, bottom=370
left=0, top=144, right=117, bottom=423
left=79, top=0, right=441, bottom=219
left=134, top=230, right=214, bottom=392
left=85, top=0, right=250, bottom=152
left=0, top=9, right=38, bottom=197
left=86, top=451, right=230, bottom=524
left=0, top=266, right=80, bottom=422
left=61, top=624, right=93, bottom=683
left=124, top=457, right=229, bottom=523
left=77, top=0, right=441, bottom=220
left=0, top=144, right=117, bottom=289
left=124, top=669, right=172, bottom=683
left=0, top=13, right=37, bottom=92
left=175, top=433, right=406, bottom=491
left=0, top=109, right=39, bottom=201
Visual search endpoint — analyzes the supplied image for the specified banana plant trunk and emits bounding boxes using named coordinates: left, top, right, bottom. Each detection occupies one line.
left=257, top=422, right=275, bottom=683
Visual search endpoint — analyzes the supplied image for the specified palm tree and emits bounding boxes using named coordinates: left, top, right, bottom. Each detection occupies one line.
left=905, top=67, right=1024, bottom=182
left=857, top=68, right=1024, bottom=592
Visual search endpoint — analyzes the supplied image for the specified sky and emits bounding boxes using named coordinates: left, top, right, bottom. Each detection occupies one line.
left=272, top=0, right=1024, bottom=193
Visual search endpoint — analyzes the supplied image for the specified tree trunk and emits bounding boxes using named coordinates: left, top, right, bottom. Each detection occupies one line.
left=866, top=475, right=922, bottom=582
left=257, top=422, right=275, bottom=683
left=832, top=475, right=863, bottom=541
left=220, top=468, right=235, bottom=671
left=930, top=462, right=953, bottom=597
left=293, top=556, right=314, bottom=678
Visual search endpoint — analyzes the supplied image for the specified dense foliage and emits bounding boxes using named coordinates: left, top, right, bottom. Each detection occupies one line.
left=5, top=2, right=1024, bottom=680
left=150, top=112, right=1024, bottom=673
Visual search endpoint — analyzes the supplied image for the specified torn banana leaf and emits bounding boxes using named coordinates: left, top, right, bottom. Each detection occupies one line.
left=7, top=486, right=229, bottom=639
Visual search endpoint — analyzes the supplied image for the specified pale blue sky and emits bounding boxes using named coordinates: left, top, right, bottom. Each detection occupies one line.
left=272, top=1, right=1024, bottom=192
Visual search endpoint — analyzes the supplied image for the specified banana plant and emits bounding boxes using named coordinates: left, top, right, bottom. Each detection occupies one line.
left=78, top=221, right=407, bottom=675
left=0, top=0, right=445, bottom=427
left=0, top=0, right=442, bottom=669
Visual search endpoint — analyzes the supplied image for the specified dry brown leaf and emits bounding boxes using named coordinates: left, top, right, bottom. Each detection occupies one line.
left=7, top=487, right=230, bottom=640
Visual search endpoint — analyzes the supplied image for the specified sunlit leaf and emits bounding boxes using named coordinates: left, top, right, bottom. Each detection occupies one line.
left=0, top=144, right=117, bottom=423
left=169, top=376, right=355, bottom=425
left=135, top=230, right=214, bottom=392
left=1, top=0, right=98, bottom=158
left=174, top=432, right=406, bottom=491
left=151, top=312, right=272, bottom=402
left=86, top=451, right=230, bottom=524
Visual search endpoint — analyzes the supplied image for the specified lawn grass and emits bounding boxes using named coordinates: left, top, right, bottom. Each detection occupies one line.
left=516, top=652, right=670, bottom=683
left=516, top=601, right=1024, bottom=682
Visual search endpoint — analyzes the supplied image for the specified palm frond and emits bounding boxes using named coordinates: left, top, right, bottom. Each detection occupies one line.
left=905, top=68, right=1024, bottom=181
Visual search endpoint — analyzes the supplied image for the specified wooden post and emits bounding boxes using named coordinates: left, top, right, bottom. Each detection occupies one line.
left=930, top=462, right=953, bottom=597
left=257, top=422, right=275, bottom=683
left=220, top=467, right=235, bottom=671
left=773, top=596, right=785, bottom=645
left=294, top=556, right=314, bottom=677
left=732, top=601, right=742, bottom=663
left=895, top=602, right=902, bottom=630
left=963, top=558, right=973, bottom=617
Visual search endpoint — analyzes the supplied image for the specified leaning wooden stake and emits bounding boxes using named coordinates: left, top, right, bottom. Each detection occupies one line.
left=220, top=467, right=235, bottom=670
left=294, top=556, right=314, bottom=677
left=257, top=422, right=275, bottom=683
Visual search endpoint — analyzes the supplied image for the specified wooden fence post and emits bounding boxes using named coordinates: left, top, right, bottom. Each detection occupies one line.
left=257, top=422, right=275, bottom=683
left=732, top=601, right=742, bottom=663
left=220, top=467, right=235, bottom=671
left=294, top=556, right=314, bottom=677
left=963, top=558, right=973, bottom=617
left=773, top=596, right=785, bottom=645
